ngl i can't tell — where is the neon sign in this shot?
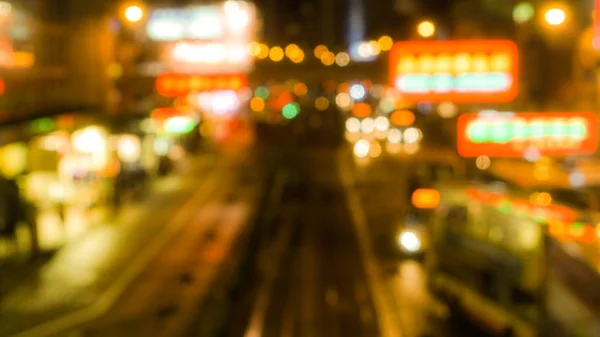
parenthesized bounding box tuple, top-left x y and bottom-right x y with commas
(146, 2, 255, 42)
(457, 112, 599, 157)
(155, 73, 247, 97)
(389, 40, 518, 103)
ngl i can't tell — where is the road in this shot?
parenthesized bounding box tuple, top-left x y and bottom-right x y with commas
(0, 141, 264, 337)
(2, 106, 488, 337)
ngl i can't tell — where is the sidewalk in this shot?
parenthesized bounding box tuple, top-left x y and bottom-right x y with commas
(0, 153, 219, 336)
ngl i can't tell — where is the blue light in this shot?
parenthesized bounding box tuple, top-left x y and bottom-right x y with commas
(349, 84, 366, 100)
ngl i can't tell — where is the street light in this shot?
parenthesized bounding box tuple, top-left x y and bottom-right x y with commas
(544, 8, 566, 26)
(417, 20, 436, 38)
(124, 5, 144, 23)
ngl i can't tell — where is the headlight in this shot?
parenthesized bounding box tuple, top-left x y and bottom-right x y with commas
(398, 230, 422, 253)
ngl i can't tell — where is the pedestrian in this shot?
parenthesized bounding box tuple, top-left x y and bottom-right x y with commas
(0, 175, 39, 258)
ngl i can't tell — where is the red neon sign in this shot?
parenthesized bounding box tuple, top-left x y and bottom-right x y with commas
(389, 40, 518, 103)
(457, 112, 598, 158)
(156, 73, 247, 97)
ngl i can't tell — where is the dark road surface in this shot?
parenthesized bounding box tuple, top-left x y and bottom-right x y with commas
(2, 107, 488, 337)
(223, 148, 380, 337)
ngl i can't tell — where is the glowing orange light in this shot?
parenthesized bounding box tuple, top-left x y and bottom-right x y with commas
(293, 82, 308, 97)
(390, 110, 415, 126)
(412, 189, 441, 209)
(250, 97, 265, 112)
(156, 74, 247, 97)
(352, 103, 372, 118)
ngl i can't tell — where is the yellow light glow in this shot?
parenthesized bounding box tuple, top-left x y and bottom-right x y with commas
(417, 20, 436, 38)
(285, 44, 300, 58)
(544, 8, 566, 26)
(454, 52, 471, 73)
(472, 53, 489, 73)
(321, 51, 335, 66)
(290, 49, 305, 63)
(378, 35, 394, 51)
(124, 5, 144, 23)
(107, 62, 123, 78)
(269, 46, 284, 62)
(0, 142, 28, 178)
(490, 53, 511, 72)
(117, 135, 141, 163)
(314, 45, 329, 59)
(13, 51, 34, 68)
(250, 97, 265, 112)
(257, 43, 269, 59)
(419, 53, 435, 73)
(248, 42, 261, 56)
(436, 53, 452, 73)
(368, 40, 381, 56)
(398, 55, 417, 73)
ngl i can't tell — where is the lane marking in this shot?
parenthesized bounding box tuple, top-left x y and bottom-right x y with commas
(11, 158, 229, 337)
(338, 150, 404, 337)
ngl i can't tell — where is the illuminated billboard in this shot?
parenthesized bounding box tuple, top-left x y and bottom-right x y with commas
(156, 73, 247, 97)
(389, 40, 518, 103)
(457, 112, 598, 158)
(146, 2, 256, 41)
(165, 41, 252, 73)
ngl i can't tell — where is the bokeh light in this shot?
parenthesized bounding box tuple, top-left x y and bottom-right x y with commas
(285, 44, 300, 58)
(335, 92, 352, 109)
(387, 128, 402, 143)
(346, 117, 361, 133)
(255, 86, 269, 99)
(404, 127, 421, 143)
(349, 83, 366, 100)
(369, 141, 382, 158)
(257, 43, 269, 59)
(378, 35, 393, 51)
(544, 8, 566, 26)
(417, 20, 436, 38)
(375, 116, 390, 132)
(368, 40, 381, 56)
(250, 97, 265, 112)
(314, 45, 328, 59)
(321, 51, 335, 66)
(124, 5, 144, 23)
(248, 41, 261, 56)
(293, 82, 308, 97)
(513, 2, 535, 24)
(475, 155, 491, 170)
(403, 143, 420, 154)
(361, 117, 375, 133)
(437, 101, 458, 119)
(282, 102, 300, 119)
(315, 96, 330, 111)
(335, 52, 351, 67)
(269, 46, 284, 62)
(354, 139, 370, 158)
